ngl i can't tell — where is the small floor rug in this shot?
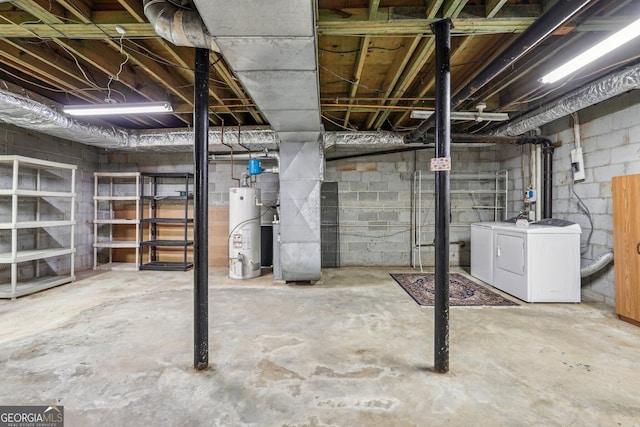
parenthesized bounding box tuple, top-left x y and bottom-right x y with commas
(390, 273, 519, 307)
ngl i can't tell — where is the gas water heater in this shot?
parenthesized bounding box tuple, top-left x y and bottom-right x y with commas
(229, 187, 261, 279)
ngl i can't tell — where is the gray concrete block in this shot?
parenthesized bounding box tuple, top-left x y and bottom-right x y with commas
(358, 192, 378, 201)
(611, 105, 640, 131)
(571, 182, 601, 199)
(625, 160, 640, 175)
(378, 211, 399, 221)
(358, 211, 378, 221)
(340, 171, 361, 182)
(594, 163, 625, 183)
(376, 162, 397, 172)
(349, 181, 368, 192)
(339, 210, 358, 222)
(378, 192, 398, 201)
(347, 242, 368, 252)
(338, 192, 357, 202)
(388, 180, 410, 192)
(610, 142, 640, 165)
(369, 181, 388, 191)
(582, 116, 612, 137)
(360, 171, 382, 182)
(594, 129, 626, 151)
(591, 213, 613, 232)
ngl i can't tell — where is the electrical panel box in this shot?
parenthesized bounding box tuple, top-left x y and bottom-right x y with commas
(571, 147, 585, 182)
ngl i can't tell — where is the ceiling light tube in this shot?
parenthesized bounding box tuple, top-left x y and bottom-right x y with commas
(541, 17, 640, 84)
(63, 101, 173, 116)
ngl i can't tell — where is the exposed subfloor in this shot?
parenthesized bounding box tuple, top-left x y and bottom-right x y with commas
(1, 267, 639, 426)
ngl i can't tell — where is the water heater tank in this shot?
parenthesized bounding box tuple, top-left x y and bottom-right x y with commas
(229, 187, 261, 279)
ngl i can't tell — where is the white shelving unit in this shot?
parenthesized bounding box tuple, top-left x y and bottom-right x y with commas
(93, 172, 141, 271)
(0, 155, 76, 299)
(411, 170, 508, 270)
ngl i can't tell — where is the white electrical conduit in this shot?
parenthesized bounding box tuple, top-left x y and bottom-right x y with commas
(572, 113, 582, 150)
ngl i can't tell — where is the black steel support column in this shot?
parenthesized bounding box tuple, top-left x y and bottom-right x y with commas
(433, 19, 452, 374)
(194, 47, 209, 370)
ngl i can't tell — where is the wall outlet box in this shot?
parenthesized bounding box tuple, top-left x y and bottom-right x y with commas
(570, 147, 585, 182)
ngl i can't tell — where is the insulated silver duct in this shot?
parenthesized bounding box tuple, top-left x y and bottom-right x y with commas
(0, 85, 129, 149)
(133, 127, 279, 152)
(143, 0, 219, 52)
(0, 82, 279, 151)
(581, 252, 614, 278)
(496, 66, 640, 136)
(324, 131, 404, 151)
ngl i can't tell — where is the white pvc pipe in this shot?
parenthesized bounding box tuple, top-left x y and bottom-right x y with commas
(572, 113, 582, 149)
(535, 144, 542, 221)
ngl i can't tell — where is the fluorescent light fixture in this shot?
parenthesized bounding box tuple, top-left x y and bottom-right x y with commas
(63, 101, 173, 116)
(410, 110, 509, 122)
(541, 17, 640, 84)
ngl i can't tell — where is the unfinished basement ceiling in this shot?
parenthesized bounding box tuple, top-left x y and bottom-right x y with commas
(0, 0, 638, 151)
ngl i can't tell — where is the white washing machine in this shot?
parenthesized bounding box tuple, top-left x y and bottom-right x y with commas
(470, 222, 504, 284)
(492, 219, 581, 303)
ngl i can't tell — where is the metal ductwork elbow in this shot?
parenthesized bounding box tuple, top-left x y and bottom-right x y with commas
(143, 0, 219, 52)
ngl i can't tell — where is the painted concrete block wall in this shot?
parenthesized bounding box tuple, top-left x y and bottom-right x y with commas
(0, 126, 278, 277)
(100, 151, 279, 269)
(0, 124, 100, 275)
(324, 147, 501, 267)
(101, 152, 279, 222)
(499, 91, 640, 306)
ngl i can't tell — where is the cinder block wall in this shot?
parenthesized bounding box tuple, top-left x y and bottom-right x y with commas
(324, 147, 501, 267)
(498, 91, 640, 306)
(101, 151, 279, 267)
(0, 124, 100, 273)
(101, 152, 279, 217)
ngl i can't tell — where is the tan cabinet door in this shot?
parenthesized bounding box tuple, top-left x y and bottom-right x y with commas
(612, 174, 640, 324)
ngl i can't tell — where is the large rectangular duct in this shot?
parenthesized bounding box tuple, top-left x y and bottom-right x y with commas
(194, 0, 323, 281)
(279, 139, 323, 281)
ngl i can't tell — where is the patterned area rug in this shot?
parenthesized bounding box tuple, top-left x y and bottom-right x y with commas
(390, 273, 519, 307)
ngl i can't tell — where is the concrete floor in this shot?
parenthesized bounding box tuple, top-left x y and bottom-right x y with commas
(0, 267, 639, 426)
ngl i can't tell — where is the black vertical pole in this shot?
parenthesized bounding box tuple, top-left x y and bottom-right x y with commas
(433, 19, 452, 374)
(194, 47, 209, 370)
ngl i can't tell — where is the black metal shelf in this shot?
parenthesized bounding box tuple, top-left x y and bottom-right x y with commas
(141, 239, 194, 247)
(141, 218, 194, 224)
(139, 261, 193, 271)
(140, 172, 194, 271)
(141, 195, 194, 201)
